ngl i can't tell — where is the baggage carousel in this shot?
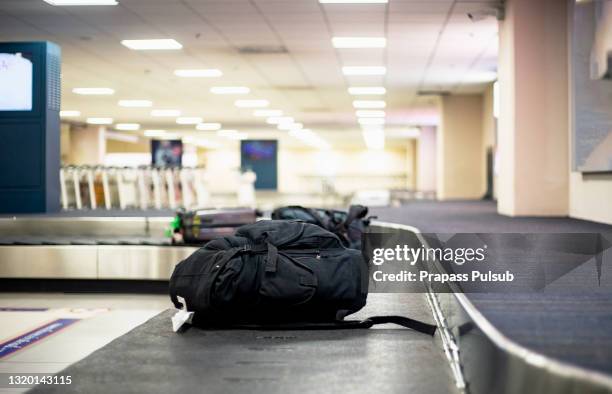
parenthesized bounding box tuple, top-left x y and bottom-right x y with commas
(0, 215, 195, 283)
(2, 203, 612, 393)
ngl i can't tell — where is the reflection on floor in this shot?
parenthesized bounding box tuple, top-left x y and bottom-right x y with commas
(0, 293, 169, 394)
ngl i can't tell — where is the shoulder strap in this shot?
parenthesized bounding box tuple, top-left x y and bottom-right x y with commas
(193, 315, 437, 336)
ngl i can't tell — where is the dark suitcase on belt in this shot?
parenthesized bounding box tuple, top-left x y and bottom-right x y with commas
(271, 205, 372, 249)
(171, 208, 258, 244)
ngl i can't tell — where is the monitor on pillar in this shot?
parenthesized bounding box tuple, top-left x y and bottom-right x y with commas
(0, 42, 61, 213)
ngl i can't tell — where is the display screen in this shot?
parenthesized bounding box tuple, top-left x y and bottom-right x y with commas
(241, 140, 278, 190)
(242, 140, 277, 160)
(0, 52, 33, 111)
(151, 140, 183, 166)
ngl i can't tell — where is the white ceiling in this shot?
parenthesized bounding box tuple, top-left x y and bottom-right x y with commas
(0, 0, 500, 148)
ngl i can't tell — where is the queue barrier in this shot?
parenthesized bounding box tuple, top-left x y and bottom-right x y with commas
(59, 166, 210, 211)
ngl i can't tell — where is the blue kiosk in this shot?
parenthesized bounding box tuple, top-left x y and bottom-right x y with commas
(0, 42, 61, 213)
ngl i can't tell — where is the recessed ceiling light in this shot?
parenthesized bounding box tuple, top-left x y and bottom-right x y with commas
(118, 99, 152, 107)
(115, 123, 140, 131)
(44, 0, 117, 5)
(197, 123, 222, 131)
(358, 117, 385, 125)
(348, 87, 386, 95)
(253, 109, 282, 117)
(151, 109, 181, 117)
(210, 86, 250, 95)
(277, 122, 300, 131)
(176, 117, 203, 125)
(121, 39, 182, 50)
(73, 87, 114, 95)
(174, 69, 223, 78)
(60, 110, 80, 117)
(356, 110, 385, 117)
(86, 117, 113, 125)
(342, 66, 386, 76)
(353, 100, 386, 109)
(278, 123, 303, 131)
(332, 37, 386, 49)
(266, 116, 294, 125)
(234, 99, 269, 108)
(320, 0, 387, 3)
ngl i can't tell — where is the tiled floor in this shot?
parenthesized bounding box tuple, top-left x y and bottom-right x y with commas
(0, 293, 169, 393)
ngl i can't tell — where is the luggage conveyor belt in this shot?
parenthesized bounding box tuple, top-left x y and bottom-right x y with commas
(0, 216, 197, 280)
(3, 213, 612, 393)
(371, 202, 612, 394)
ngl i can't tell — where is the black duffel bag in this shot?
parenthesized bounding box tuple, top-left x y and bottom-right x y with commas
(271, 205, 372, 249)
(169, 220, 436, 335)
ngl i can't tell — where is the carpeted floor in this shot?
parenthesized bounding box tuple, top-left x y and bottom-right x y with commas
(370, 200, 612, 233)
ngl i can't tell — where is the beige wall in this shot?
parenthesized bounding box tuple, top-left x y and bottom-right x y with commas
(62, 124, 106, 165)
(497, 0, 569, 216)
(569, 173, 612, 224)
(437, 94, 486, 200)
(202, 146, 415, 196)
(106, 138, 149, 153)
(416, 126, 436, 193)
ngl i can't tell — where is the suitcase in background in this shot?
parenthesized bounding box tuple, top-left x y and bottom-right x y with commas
(170, 208, 259, 245)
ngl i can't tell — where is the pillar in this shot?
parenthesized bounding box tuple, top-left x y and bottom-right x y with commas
(497, 0, 569, 216)
(437, 94, 486, 200)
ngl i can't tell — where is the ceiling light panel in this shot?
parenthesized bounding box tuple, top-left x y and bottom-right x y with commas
(196, 123, 222, 131)
(115, 123, 140, 131)
(176, 117, 203, 125)
(348, 87, 386, 95)
(320, 0, 387, 3)
(121, 39, 182, 50)
(44, 0, 117, 5)
(151, 109, 181, 117)
(60, 110, 80, 117)
(235, 100, 269, 108)
(86, 117, 113, 125)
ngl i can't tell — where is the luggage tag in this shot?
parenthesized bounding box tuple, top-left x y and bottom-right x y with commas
(171, 296, 194, 333)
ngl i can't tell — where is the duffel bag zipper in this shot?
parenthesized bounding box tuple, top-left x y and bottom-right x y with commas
(245, 244, 346, 260)
(283, 247, 346, 259)
(278, 248, 320, 259)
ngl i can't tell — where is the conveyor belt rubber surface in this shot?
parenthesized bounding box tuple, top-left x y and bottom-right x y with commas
(371, 201, 612, 375)
(30, 294, 455, 394)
